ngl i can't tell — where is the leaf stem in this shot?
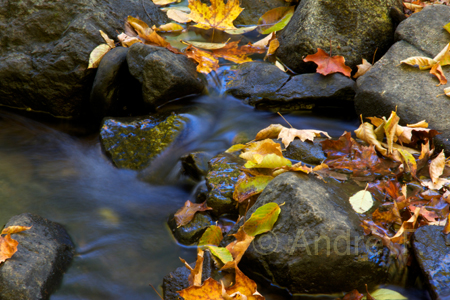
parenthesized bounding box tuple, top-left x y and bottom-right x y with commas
(277, 112, 293, 128)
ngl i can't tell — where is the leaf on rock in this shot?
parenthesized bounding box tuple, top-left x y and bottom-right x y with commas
(187, 0, 244, 31)
(185, 45, 220, 74)
(349, 189, 374, 214)
(407, 120, 428, 128)
(240, 139, 283, 162)
(278, 128, 331, 148)
(433, 43, 450, 66)
(99, 30, 115, 48)
(167, 9, 192, 23)
(257, 6, 295, 34)
(118, 33, 142, 47)
(153, 22, 184, 33)
(255, 124, 285, 141)
(152, 0, 180, 5)
(198, 225, 223, 247)
(1, 226, 32, 235)
(400, 56, 437, 70)
(365, 288, 407, 300)
(233, 175, 274, 203)
(221, 228, 254, 270)
(180, 248, 204, 286)
(354, 122, 387, 156)
(206, 245, 233, 264)
(353, 58, 372, 79)
(225, 144, 247, 153)
(174, 200, 213, 227)
(0, 234, 19, 264)
(88, 44, 111, 69)
(242, 202, 281, 236)
(127, 16, 154, 41)
(290, 162, 312, 174)
(244, 153, 292, 169)
(178, 277, 223, 300)
(430, 151, 446, 184)
(430, 63, 447, 86)
(225, 265, 264, 300)
(303, 48, 352, 77)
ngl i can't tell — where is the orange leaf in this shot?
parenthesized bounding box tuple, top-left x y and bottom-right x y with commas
(174, 200, 213, 227)
(430, 63, 447, 86)
(221, 228, 254, 270)
(180, 248, 204, 286)
(1, 225, 32, 235)
(226, 265, 264, 300)
(303, 48, 352, 77)
(0, 234, 19, 264)
(185, 45, 220, 74)
(187, 0, 243, 31)
(213, 41, 265, 64)
(255, 124, 285, 141)
(177, 277, 223, 300)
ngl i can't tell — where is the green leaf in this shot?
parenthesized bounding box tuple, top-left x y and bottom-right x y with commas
(233, 175, 273, 203)
(362, 288, 407, 300)
(242, 202, 281, 236)
(257, 6, 295, 34)
(206, 246, 233, 264)
(244, 153, 292, 169)
(198, 225, 223, 247)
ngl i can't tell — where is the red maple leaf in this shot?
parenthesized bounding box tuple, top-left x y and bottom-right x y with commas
(303, 48, 352, 77)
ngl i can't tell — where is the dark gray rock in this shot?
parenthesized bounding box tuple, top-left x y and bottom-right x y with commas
(127, 43, 205, 109)
(100, 113, 188, 170)
(206, 153, 245, 217)
(163, 250, 215, 300)
(0, 213, 74, 300)
(0, 0, 168, 118)
(90, 47, 144, 118)
(413, 225, 450, 300)
(168, 212, 215, 245)
(354, 39, 450, 153)
(225, 62, 355, 110)
(225, 172, 395, 294)
(181, 152, 214, 181)
(284, 138, 327, 165)
(235, 0, 289, 26)
(277, 0, 401, 73)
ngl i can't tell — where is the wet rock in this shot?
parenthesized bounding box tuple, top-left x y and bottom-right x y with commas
(90, 47, 144, 118)
(163, 250, 215, 300)
(100, 113, 188, 170)
(0, 213, 75, 300)
(0, 0, 168, 118)
(206, 153, 245, 217)
(127, 43, 205, 109)
(277, 0, 401, 73)
(181, 152, 214, 181)
(168, 212, 215, 245)
(235, 0, 289, 26)
(225, 62, 355, 110)
(284, 138, 327, 165)
(412, 225, 450, 300)
(224, 172, 394, 294)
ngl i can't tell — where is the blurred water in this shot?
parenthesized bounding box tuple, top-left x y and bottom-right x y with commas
(0, 96, 360, 299)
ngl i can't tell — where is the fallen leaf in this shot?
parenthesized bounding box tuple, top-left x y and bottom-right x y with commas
(180, 248, 204, 286)
(252, 32, 276, 49)
(206, 245, 233, 264)
(444, 214, 450, 234)
(233, 175, 274, 203)
(225, 144, 247, 153)
(242, 202, 281, 236)
(1, 226, 32, 235)
(99, 30, 115, 48)
(397, 148, 417, 178)
(0, 234, 19, 264)
(88, 44, 111, 69)
(225, 265, 264, 300)
(339, 290, 364, 300)
(152, 0, 180, 5)
(290, 162, 312, 174)
(407, 120, 428, 128)
(185, 45, 220, 74)
(174, 200, 213, 227)
(353, 58, 372, 79)
(275, 60, 287, 72)
(278, 128, 331, 148)
(198, 225, 223, 247)
(365, 288, 407, 300)
(264, 38, 279, 61)
(153, 22, 184, 33)
(349, 189, 374, 214)
(303, 48, 352, 77)
(184, 40, 229, 50)
(178, 277, 223, 300)
(390, 207, 420, 244)
(400, 56, 436, 70)
(354, 122, 387, 156)
(224, 26, 257, 35)
(430, 63, 447, 86)
(254, 124, 285, 141)
(221, 228, 254, 270)
(244, 153, 292, 169)
(433, 42, 450, 66)
(430, 151, 446, 184)
(257, 6, 295, 34)
(117, 33, 142, 47)
(240, 139, 283, 162)
(213, 41, 265, 64)
(127, 16, 154, 41)
(383, 111, 400, 155)
(167, 9, 192, 23)
(187, 0, 243, 31)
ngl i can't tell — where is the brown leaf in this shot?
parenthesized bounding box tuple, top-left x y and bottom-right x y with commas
(353, 58, 372, 79)
(264, 38, 279, 61)
(0, 234, 19, 264)
(180, 248, 204, 286)
(354, 122, 387, 156)
(278, 128, 331, 148)
(226, 264, 264, 300)
(430, 150, 446, 184)
(213, 41, 265, 64)
(338, 290, 364, 300)
(390, 207, 421, 244)
(221, 228, 254, 270)
(303, 48, 352, 77)
(99, 30, 116, 48)
(174, 200, 213, 227)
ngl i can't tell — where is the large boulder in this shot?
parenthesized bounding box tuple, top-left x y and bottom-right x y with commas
(0, 0, 168, 118)
(277, 0, 402, 73)
(225, 172, 395, 294)
(354, 6, 450, 153)
(412, 225, 450, 300)
(225, 62, 355, 110)
(127, 43, 206, 109)
(0, 213, 75, 300)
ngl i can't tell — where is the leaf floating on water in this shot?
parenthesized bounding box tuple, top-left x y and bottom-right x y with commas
(153, 22, 184, 33)
(349, 190, 374, 214)
(257, 6, 295, 34)
(184, 45, 220, 74)
(183, 40, 229, 50)
(242, 202, 281, 236)
(88, 44, 111, 69)
(224, 25, 258, 35)
(174, 200, 213, 227)
(187, 0, 244, 31)
(167, 9, 192, 23)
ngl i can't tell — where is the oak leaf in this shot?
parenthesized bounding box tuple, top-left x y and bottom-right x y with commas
(303, 48, 352, 77)
(187, 0, 244, 31)
(174, 200, 213, 227)
(278, 127, 331, 148)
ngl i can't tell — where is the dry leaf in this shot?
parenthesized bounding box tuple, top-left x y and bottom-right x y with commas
(265, 38, 279, 61)
(252, 32, 276, 49)
(383, 111, 400, 155)
(278, 128, 331, 148)
(153, 23, 184, 33)
(349, 189, 374, 213)
(167, 9, 192, 23)
(187, 0, 243, 31)
(354, 122, 387, 156)
(433, 43, 450, 66)
(390, 207, 420, 244)
(255, 124, 285, 141)
(407, 120, 428, 128)
(239, 139, 283, 163)
(185, 45, 220, 74)
(224, 26, 257, 35)
(0, 234, 19, 264)
(1, 226, 32, 235)
(117, 33, 142, 47)
(174, 200, 213, 227)
(400, 56, 436, 70)
(184, 40, 229, 50)
(353, 58, 372, 79)
(221, 228, 254, 270)
(180, 248, 204, 286)
(303, 48, 352, 77)
(430, 63, 447, 86)
(152, 0, 180, 5)
(257, 6, 295, 34)
(213, 41, 265, 64)
(430, 151, 446, 184)
(99, 30, 115, 48)
(88, 44, 111, 69)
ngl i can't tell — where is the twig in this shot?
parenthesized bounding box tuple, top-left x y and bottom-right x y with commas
(372, 48, 378, 65)
(149, 283, 164, 300)
(277, 112, 293, 128)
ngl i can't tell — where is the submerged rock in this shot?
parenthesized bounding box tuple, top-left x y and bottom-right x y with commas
(0, 0, 167, 118)
(100, 113, 188, 170)
(225, 62, 355, 110)
(277, 0, 401, 73)
(0, 213, 75, 300)
(224, 172, 395, 294)
(127, 43, 206, 109)
(412, 225, 450, 299)
(355, 5, 450, 153)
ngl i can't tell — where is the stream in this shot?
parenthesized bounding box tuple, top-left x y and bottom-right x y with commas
(0, 94, 409, 299)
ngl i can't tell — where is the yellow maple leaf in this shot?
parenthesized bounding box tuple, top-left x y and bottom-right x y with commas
(187, 0, 244, 31)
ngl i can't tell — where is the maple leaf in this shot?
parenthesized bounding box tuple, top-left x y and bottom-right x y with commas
(353, 58, 372, 79)
(213, 41, 265, 64)
(278, 127, 331, 148)
(178, 277, 223, 300)
(174, 200, 213, 227)
(185, 45, 220, 74)
(187, 0, 243, 31)
(303, 48, 352, 77)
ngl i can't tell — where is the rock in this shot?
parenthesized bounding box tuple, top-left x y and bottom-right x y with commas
(0, 213, 75, 300)
(0, 0, 168, 118)
(354, 40, 450, 152)
(412, 225, 450, 300)
(284, 138, 327, 165)
(127, 43, 205, 109)
(181, 152, 214, 181)
(162, 250, 215, 300)
(225, 62, 355, 110)
(168, 212, 216, 245)
(224, 172, 394, 294)
(90, 47, 144, 118)
(235, 0, 289, 26)
(277, 0, 401, 73)
(100, 113, 188, 170)
(205, 153, 245, 217)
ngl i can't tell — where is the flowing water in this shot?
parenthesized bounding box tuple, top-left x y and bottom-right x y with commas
(1, 93, 424, 299)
